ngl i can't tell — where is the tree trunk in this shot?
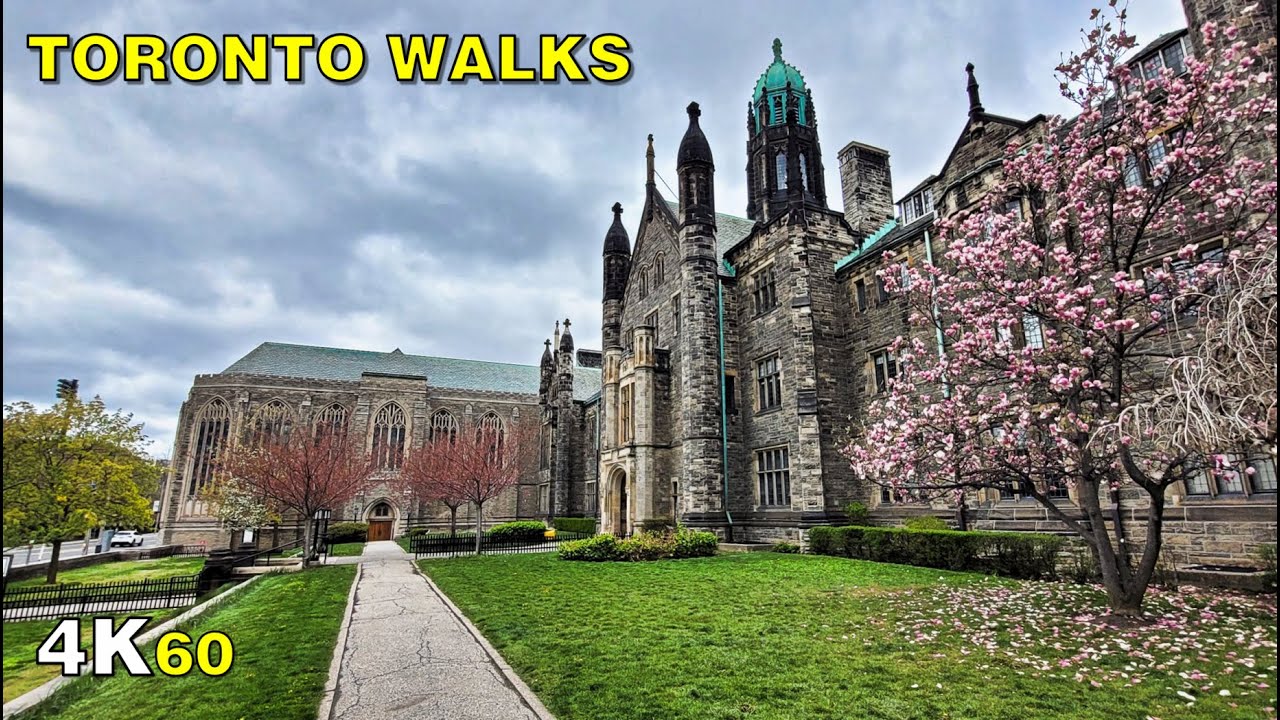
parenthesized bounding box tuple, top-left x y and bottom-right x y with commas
(45, 540, 62, 585)
(301, 518, 313, 569)
(1075, 480, 1135, 616)
(474, 502, 484, 554)
(449, 506, 458, 538)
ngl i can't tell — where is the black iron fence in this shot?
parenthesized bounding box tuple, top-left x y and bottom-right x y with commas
(410, 531, 592, 559)
(3, 574, 200, 621)
(160, 544, 210, 558)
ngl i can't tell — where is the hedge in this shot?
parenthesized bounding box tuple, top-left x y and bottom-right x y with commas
(552, 517, 598, 535)
(808, 525, 1063, 580)
(324, 521, 368, 543)
(560, 528, 718, 562)
(486, 521, 548, 542)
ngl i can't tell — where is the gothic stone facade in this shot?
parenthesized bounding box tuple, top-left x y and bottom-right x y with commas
(158, 342, 601, 548)
(588, 0, 1276, 563)
(161, 0, 1276, 567)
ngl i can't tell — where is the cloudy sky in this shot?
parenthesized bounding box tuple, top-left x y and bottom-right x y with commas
(2, 0, 1186, 455)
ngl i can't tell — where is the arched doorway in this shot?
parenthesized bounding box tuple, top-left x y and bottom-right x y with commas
(609, 468, 629, 537)
(364, 500, 399, 541)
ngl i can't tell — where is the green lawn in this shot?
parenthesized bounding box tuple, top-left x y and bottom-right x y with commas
(329, 542, 364, 557)
(3, 615, 181, 704)
(21, 566, 356, 720)
(7, 557, 205, 589)
(422, 553, 1279, 720)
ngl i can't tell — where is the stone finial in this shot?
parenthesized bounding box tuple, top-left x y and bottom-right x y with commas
(646, 134, 656, 187)
(687, 101, 701, 119)
(563, 318, 571, 330)
(612, 202, 623, 217)
(772, 38, 782, 61)
(965, 62, 984, 119)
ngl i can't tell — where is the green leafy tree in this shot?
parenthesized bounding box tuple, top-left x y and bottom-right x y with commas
(3, 395, 160, 584)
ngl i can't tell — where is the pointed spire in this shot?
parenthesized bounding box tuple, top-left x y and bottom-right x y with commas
(603, 201, 630, 256)
(541, 338, 553, 365)
(559, 317, 574, 352)
(645, 134, 655, 188)
(965, 62, 984, 120)
(677, 101, 713, 168)
(553, 320, 561, 353)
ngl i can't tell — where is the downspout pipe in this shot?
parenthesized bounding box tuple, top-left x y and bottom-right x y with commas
(922, 229, 949, 398)
(717, 268, 735, 540)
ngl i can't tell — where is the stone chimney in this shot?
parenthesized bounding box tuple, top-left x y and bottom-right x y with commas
(837, 140, 894, 237)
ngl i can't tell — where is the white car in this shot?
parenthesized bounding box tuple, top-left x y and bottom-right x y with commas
(110, 530, 144, 547)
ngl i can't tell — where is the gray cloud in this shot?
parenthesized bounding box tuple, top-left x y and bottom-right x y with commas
(2, 0, 1187, 454)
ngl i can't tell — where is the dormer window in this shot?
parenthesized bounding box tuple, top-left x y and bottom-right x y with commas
(898, 188, 934, 223)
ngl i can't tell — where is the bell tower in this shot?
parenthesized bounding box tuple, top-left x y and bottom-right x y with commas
(745, 39, 829, 222)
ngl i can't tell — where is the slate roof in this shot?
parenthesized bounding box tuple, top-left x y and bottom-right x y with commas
(662, 200, 757, 269)
(223, 342, 602, 402)
(834, 211, 936, 274)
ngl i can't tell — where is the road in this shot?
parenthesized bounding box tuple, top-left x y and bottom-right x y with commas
(3, 532, 163, 568)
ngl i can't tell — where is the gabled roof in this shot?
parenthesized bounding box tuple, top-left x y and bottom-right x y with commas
(834, 211, 936, 274)
(223, 342, 601, 402)
(1125, 28, 1189, 67)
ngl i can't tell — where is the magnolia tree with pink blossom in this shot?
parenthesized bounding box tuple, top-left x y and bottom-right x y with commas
(843, 4, 1276, 618)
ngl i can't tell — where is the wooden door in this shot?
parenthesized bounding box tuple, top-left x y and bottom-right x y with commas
(369, 520, 392, 542)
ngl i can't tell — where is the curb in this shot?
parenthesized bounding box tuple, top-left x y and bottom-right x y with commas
(315, 562, 362, 720)
(412, 562, 557, 720)
(2, 574, 264, 719)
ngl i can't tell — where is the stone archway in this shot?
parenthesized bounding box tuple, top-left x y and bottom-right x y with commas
(607, 467, 630, 537)
(363, 499, 401, 541)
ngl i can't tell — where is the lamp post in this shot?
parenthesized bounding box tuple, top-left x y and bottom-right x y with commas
(312, 508, 332, 560)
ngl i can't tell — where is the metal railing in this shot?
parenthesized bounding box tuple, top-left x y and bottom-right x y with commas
(231, 537, 308, 568)
(410, 531, 591, 559)
(3, 574, 200, 621)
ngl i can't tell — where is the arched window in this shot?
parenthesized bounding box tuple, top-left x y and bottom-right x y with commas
(476, 412, 505, 463)
(371, 403, 407, 470)
(638, 267, 650, 298)
(372, 502, 392, 518)
(799, 153, 809, 192)
(655, 254, 665, 286)
(249, 400, 292, 446)
(775, 152, 787, 190)
(314, 404, 348, 440)
(771, 95, 783, 124)
(430, 410, 459, 443)
(188, 399, 230, 497)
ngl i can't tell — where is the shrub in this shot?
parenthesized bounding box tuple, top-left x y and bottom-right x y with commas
(560, 528, 717, 562)
(671, 527, 718, 558)
(843, 501, 870, 526)
(552, 517, 597, 535)
(772, 541, 802, 554)
(559, 533, 623, 561)
(808, 525, 1063, 580)
(904, 516, 948, 531)
(486, 521, 547, 542)
(1257, 543, 1277, 592)
(619, 531, 673, 561)
(325, 522, 368, 543)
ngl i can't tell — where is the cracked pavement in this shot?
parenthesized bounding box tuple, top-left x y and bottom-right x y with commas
(329, 541, 540, 720)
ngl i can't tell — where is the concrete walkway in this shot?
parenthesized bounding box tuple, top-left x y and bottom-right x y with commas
(328, 541, 546, 720)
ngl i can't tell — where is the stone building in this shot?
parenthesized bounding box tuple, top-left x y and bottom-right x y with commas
(587, 0, 1276, 562)
(157, 341, 600, 547)
(160, 0, 1275, 566)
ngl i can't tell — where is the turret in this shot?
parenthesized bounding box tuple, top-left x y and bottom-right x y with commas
(677, 102, 716, 228)
(676, 101, 725, 523)
(745, 39, 828, 222)
(602, 202, 631, 351)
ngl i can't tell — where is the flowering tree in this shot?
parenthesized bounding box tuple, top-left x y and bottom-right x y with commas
(220, 428, 375, 567)
(406, 419, 537, 553)
(200, 475, 280, 535)
(396, 436, 468, 537)
(844, 5, 1276, 618)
